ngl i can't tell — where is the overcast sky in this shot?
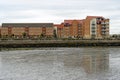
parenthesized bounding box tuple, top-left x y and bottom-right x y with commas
(0, 0, 120, 34)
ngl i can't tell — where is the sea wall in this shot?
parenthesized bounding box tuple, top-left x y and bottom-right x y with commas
(0, 40, 120, 48)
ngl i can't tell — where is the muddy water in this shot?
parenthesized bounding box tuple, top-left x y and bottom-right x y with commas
(0, 47, 120, 80)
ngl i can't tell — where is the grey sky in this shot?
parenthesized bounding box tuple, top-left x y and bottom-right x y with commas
(0, 0, 120, 34)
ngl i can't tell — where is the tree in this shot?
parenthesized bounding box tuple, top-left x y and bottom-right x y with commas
(39, 33, 45, 39)
(112, 34, 117, 39)
(11, 34, 15, 39)
(53, 29, 57, 38)
(40, 33, 44, 37)
(22, 32, 27, 38)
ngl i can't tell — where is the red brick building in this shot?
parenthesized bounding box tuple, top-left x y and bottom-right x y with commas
(54, 24, 64, 38)
(55, 16, 109, 39)
(1, 23, 54, 38)
(0, 16, 109, 39)
(84, 16, 109, 39)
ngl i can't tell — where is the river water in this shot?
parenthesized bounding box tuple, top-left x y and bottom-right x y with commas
(0, 47, 120, 80)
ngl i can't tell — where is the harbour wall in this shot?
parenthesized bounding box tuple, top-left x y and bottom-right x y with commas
(0, 40, 120, 48)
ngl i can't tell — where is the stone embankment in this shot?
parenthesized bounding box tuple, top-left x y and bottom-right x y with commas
(0, 40, 120, 48)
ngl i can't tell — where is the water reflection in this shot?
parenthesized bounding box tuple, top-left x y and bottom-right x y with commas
(63, 48, 109, 74)
(81, 53, 109, 73)
(0, 48, 111, 80)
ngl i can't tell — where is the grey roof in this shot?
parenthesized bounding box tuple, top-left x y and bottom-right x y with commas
(2, 23, 53, 27)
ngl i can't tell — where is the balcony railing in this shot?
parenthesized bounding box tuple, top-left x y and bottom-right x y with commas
(92, 23, 96, 26)
(102, 32, 106, 34)
(101, 22, 105, 25)
(102, 26, 106, 28)
(102, 29, 106, 31)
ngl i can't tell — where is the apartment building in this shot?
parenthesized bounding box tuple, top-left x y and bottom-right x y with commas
(0, 16, 109, 39)
(1, 23, 54, 38)
(54, 20, 84, 38)
(55, 16, 109, 39)
(84, 16, 109, 39)
(54, 24, 64, 38)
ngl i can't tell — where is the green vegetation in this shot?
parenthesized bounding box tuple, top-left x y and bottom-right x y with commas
(0, 33, 120, 40)
(22, 32, 27, 38)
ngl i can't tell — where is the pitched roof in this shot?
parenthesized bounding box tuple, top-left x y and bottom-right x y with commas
(54, 24, 63, 28)
(77, 19, 85, 24)
(2, 23, 53, 27)
(86, 16, 104, 19)
(54, 24, 60, 26)
(64, 20, 73, 24)
(64, 19, 84, 24)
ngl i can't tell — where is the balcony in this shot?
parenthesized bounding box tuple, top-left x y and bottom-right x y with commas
(78, 27, 82, 29)
(102, 27, 106, 29)
(91, 34, 96, 38)
(105, 22, 109, 25)
(78, 24, 81, 27)
(101, 22, 106, 25)
(91, 33, 96, 36)
(64, 23, 71, 27)
(102, 32, 106, 34)
(92, 29, 95, 31)
(92, 23, 96, 26)
(91, 28, 96, 31)
(102, 29, 106, 31)
(97, 21, 101, 25)
(91, 31, 96, 34)
(102, 26, 106, 28)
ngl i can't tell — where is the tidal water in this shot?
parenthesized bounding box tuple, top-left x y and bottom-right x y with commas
(0, 47, 120, 80)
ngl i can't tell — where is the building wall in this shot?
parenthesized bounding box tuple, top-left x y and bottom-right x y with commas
(104, 19, 109, 37)
(57, 28, 62, 38)
(46, 27, 53, 36)
(58, 28, 64, 38)
(12, 27, 25, 36)
(84, 18, 91, 39)
(0, 16, 109, 39)
(90, 18, 97, 38)
(55, 16, 109, 39)
(62, 20, 84, 38)
(83, 17, 110, 39)
(29, 27, 42, 36)
(1, 26, 53, 38)
(54, 24, 64, 38)
(97, 24, 102, 38)
(70, 20, 78, 37)
(97, 18, 110, 38)
(63, 27, 70, 38)
(1, 27, 8, 36)
(82, 20, 85, 38)
(59, 24, 64, 38)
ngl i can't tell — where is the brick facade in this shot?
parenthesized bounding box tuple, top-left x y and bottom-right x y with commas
(0, 16, 109, 39)
(84, 16, 109, 39)
(1, 23, 54, 38)
(29, 27, 42, 36)
(55, 16, 109, 39)
(1, 27, 8, 36)
(12, 27, 25, 36)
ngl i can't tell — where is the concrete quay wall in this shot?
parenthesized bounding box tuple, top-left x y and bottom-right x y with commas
(0, 40, 120, 48)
